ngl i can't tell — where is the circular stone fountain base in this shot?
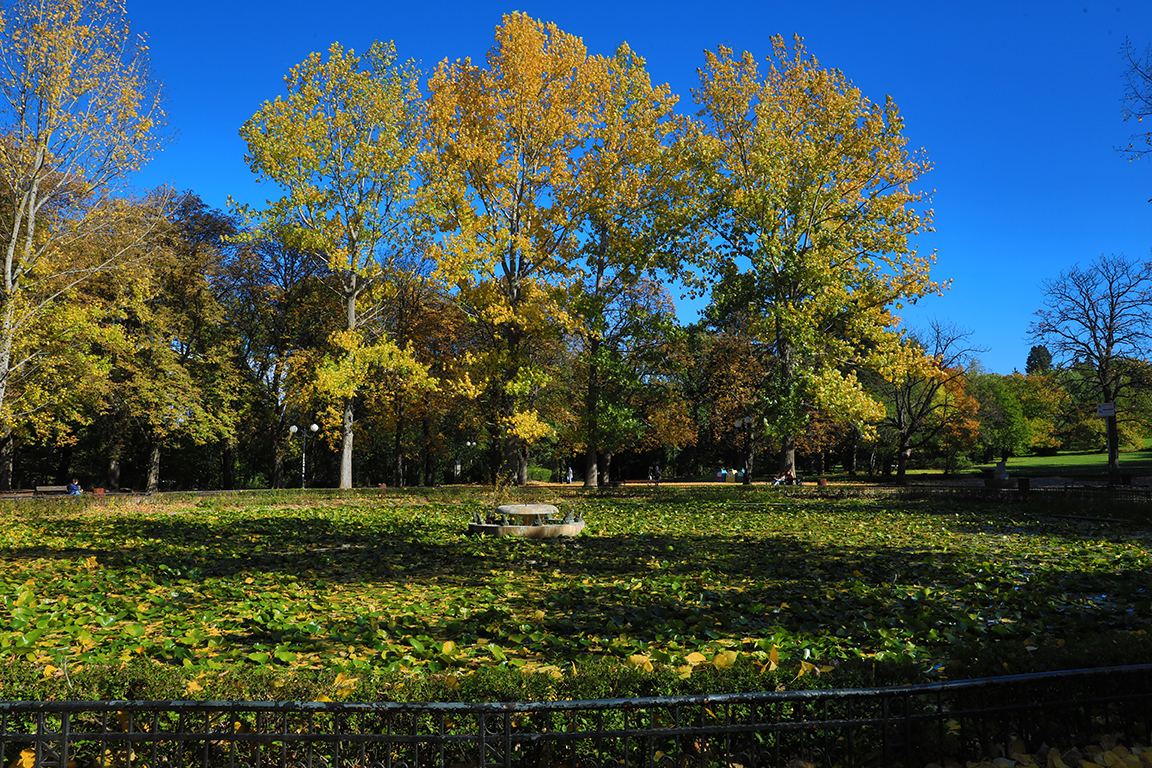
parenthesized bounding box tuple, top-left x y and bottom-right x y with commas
(468, 503, 585, 538)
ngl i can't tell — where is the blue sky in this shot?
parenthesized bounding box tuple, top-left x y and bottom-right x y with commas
(129, 0, 1152, 374)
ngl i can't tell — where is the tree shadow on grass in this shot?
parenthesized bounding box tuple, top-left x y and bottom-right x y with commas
(1, 502, 1149, 667)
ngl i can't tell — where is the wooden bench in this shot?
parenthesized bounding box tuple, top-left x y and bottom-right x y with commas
(34, 485, 72, 496)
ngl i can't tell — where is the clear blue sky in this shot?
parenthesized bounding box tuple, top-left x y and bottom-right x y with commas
(129, 0, 1152, 375)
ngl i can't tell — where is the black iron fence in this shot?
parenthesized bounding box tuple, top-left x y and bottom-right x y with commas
(2, 665, 1150, 768)
(764, 482, 1152, 507)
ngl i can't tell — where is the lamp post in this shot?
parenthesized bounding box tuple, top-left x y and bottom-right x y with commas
(289, 423, 319, 488)
(734, 416, 754, 484)
(464, 441, 477, 483)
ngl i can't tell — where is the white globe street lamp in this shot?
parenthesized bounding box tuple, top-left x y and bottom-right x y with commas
(289, 423, 320, 488)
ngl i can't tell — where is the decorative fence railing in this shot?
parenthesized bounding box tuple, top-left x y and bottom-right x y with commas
(2, 665, 1150, 768)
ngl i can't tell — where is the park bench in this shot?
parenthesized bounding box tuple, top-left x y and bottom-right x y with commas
(34, 485, 72, 496)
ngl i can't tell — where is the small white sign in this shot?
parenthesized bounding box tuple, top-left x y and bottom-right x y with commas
(1097, 403, 1116, 418)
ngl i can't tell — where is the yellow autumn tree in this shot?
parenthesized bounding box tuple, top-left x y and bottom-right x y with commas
(565, 43, 693, 487)
(690, 36, 944, 475)
(871, 321, 980, 482)
(0, 0, 165, 465)
(427, 15, 695, 485)
(425, 13, 603, 483)
(240, 40, 428, 488)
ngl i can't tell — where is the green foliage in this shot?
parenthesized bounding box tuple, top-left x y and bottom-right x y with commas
(526, 465, 554, 483)
(970, 373, 1029, 462)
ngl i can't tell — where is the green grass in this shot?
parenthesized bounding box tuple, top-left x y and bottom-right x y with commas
(2, 488, 1151, 700)
(974, 445, 1152, 478)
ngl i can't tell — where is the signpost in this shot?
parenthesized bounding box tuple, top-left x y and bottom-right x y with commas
(1097, 403, 1116, 418)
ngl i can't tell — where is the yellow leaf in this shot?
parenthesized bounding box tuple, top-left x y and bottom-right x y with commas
(442, 641, 457, 655)
(185, 679, 203, 694)
(627, 654, 654, 672)
(684, 652, 707, 666)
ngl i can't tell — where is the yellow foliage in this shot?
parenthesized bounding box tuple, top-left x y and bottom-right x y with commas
(690, 35, 945, 452)
(627, 654, 654, 672)
(333, 671, 359, 699)
(501, 410, 554, 444)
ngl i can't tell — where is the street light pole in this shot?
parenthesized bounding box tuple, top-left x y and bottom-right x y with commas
(289, 423, 320, 489)
(734, 416, 754, 484)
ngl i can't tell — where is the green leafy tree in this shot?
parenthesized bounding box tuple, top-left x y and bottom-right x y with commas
(969, 373, 1029, 464)
(214, 229, 334, 488)
(101, 193, 242, 492)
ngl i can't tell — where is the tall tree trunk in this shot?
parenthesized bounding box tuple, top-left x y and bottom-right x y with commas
(778, 436, 796, 476)
(499, 385, 522, 485)
(500, 432, 519, 485)
(271, 444, 284, 489)
(394, 399, 405, 487)
(146, 441, 161, 493)
(338, 278, 358, 490)
(340, 397, 354, 488)
(0, 428, 12, 491)
(0, 304, 15, 448)
(221, 439, 236, 490)
(270, 367, 286, 489)
(583, 339, 601, 488)
(601, 451, 613, 485)
(895, 434, 912, 484)
(583, 446, 598, 490)
(422, 416, 434, 487)
(743, 424, 754, 485)
(54, 444, 73, 485)
(108, 443, 122, 491)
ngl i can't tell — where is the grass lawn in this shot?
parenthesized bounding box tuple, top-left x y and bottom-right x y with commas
(972, 445, 1152, 479)
(2, 487, 1150, 700)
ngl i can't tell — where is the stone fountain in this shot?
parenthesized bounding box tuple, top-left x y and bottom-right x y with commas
(468, 503, 584, 538)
